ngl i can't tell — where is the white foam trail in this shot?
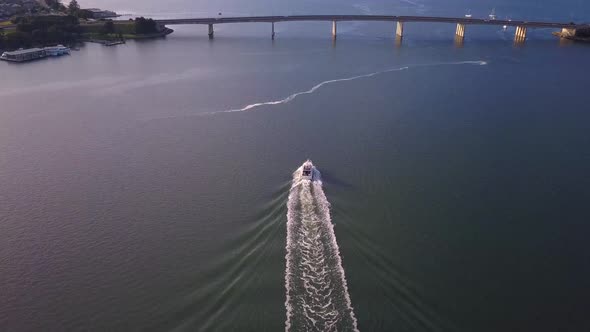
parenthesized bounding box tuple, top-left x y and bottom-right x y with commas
(285, 162, 359, 332)
(209, 60, 487, 115)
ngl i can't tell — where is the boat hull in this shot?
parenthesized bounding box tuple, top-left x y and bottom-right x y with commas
(301, 160, 315, 181)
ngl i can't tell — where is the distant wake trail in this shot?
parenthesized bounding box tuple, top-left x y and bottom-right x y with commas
(285, 162, 359, 332)
(209, 60, 487, 115)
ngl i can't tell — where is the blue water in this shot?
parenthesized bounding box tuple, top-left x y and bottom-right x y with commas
(1, 0, 589, 331)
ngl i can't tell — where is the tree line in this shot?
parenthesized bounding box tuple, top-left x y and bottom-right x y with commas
(576, 27, 590, 38)
(0, 15, 80, 49)
(0, 0, 161, 51)
(134, 17, 159, 34)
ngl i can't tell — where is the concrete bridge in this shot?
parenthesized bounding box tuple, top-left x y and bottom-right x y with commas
(155, 15, 588, 43)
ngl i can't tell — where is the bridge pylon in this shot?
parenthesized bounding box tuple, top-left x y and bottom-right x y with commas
(396, 21, 404, 37)
(455, 23, 466, 40)
(332, 20, 337, 38)
(514, 26, 527, 43)
(208, 24, 214, 39)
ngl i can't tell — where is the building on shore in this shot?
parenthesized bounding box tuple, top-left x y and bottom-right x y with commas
(84, 8, 118, 19)
(0, 0, 41, 19)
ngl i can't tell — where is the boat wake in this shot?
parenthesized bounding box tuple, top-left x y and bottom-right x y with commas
(285, 162, 359, 332)
(209, 60, 487, 115)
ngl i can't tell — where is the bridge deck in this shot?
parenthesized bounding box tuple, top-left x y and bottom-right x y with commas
(156, 15, 587, 29)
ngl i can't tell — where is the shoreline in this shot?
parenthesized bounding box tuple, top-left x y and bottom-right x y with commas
(552, 31, 590, 42)
(1, 17, 174, 53)
(1, 29, 174, 53)
(1, 11, 174, 51)
(80, 27, 174, 43)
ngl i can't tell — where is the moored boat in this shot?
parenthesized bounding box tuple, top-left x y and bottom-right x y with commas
(1, 48, 47, 62)
(43, 45, 71, 56)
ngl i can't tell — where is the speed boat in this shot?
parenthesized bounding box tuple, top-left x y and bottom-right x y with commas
(301, 160, 314, 180)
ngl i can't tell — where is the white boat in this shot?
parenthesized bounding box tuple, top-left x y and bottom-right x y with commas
(1, 48, 47, 62)
(43, 45, 71, 56)
(465, 10, 472, 18)
(301, 160, 314, 180)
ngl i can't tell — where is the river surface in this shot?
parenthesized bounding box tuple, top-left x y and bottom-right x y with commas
(1, 0, 590, 331)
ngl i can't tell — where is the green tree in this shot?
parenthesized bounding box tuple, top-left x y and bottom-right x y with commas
(4, 31, 33, 49)
(0, 28, 5, 50)
(77, 9, 93, 20)
(134, 17, 158, 34)
(31, 29, 45, 44)
(9, 15, 80, 49)
(100, 21, 115, 35)
(68, 0, 80, 16)
(46, 25, 64, 43)
(577, 27, 590, 37)
(16, 21, 34, 33)
(46, 0, 65, 11)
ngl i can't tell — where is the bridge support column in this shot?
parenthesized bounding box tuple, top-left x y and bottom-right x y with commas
(208, 24, 214, 39)
(455, 23, 466, 39)
(396, 21, 404, 37)
(561, 27, 577, 38)
(332, 20, 337, 38)
(514, 26, 527, 43)
(272, 22, 275, 39)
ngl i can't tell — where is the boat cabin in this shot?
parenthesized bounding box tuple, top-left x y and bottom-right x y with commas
(1, 48, 46, 62)
(302, 164, 313, 178)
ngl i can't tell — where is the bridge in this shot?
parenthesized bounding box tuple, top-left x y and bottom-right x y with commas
(155, 15, 589, 43)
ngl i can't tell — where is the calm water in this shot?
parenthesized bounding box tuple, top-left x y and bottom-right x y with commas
(2, 0, 590, 331)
